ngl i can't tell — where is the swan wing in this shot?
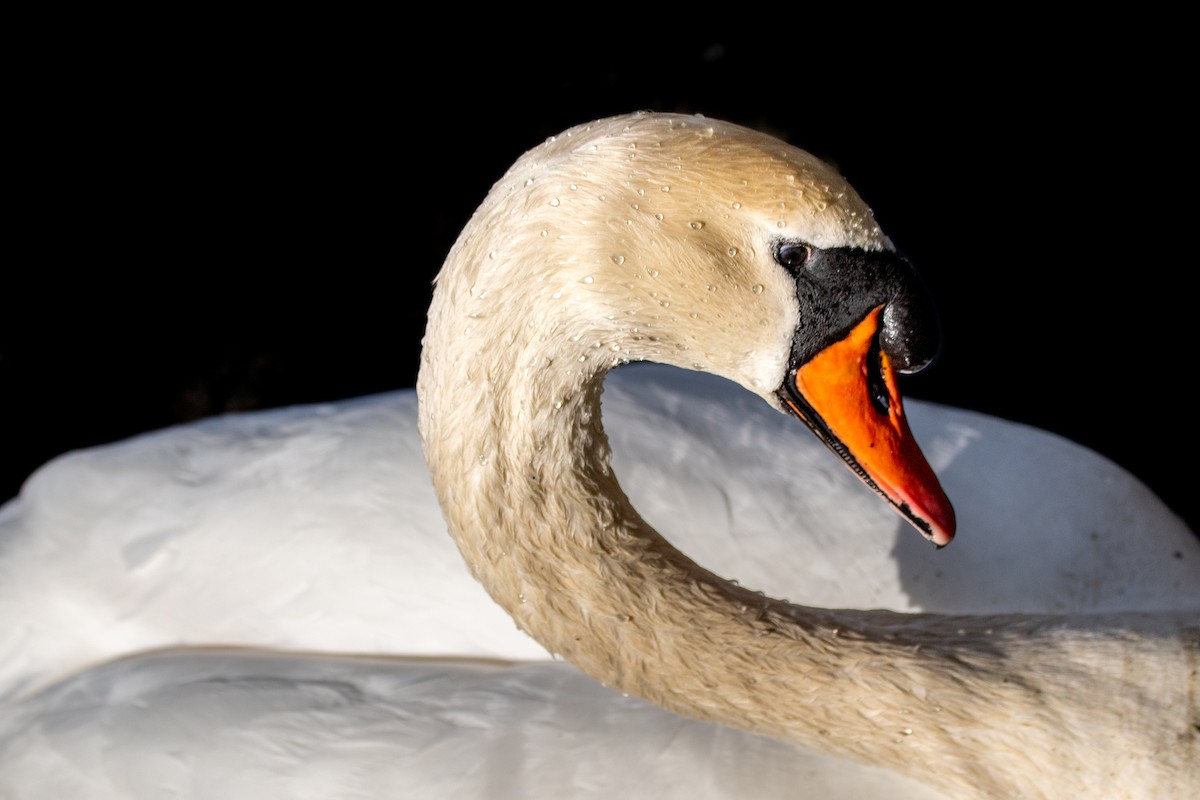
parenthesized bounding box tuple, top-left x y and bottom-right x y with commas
(0, 649, 950, 800)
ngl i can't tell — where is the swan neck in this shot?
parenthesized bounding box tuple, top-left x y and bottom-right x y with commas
(418, 357, 1198, 798)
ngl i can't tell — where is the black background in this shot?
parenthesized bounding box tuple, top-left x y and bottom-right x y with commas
(4, 35, 1194, 537)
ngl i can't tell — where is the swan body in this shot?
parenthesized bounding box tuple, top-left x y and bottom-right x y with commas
(0, 374, 1196, 798)
(1, 112, 1196, 797)
(2, 368, 1195, 706)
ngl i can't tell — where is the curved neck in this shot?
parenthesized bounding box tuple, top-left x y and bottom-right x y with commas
(419, 346, 1197, 800)
(416, 109, 1196, 798)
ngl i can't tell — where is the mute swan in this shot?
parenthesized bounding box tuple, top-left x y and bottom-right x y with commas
(0, 112, 1195, 800)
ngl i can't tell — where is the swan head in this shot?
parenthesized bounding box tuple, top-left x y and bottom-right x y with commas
(423, 111, 955, 545)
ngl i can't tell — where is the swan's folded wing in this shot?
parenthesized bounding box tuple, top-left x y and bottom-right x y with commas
(0, 650, 952, 800)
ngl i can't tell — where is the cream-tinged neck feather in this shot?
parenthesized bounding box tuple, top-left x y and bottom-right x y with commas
(418, 113, 1199, 799)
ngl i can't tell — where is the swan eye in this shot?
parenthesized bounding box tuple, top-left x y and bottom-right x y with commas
(774, 242, 813, 272)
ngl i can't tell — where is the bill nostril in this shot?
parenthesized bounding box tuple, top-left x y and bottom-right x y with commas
(867, 336, 891, 417)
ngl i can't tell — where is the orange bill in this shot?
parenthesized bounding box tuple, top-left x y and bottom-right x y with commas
(782, 307, 956, 546)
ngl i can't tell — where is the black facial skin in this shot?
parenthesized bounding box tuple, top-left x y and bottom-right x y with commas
(773, 241, 942, 378)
